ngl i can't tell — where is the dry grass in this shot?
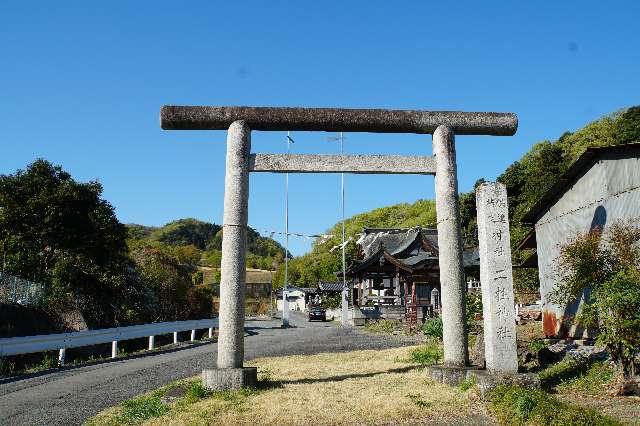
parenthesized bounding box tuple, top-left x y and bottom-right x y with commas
(88, 346, 494, 426)
(555, 368, 640, 425)
(558, 394, 640, 425)
(516, 321, 545, 344)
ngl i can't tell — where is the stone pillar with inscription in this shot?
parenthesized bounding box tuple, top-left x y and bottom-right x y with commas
(476, 182, 518, 373)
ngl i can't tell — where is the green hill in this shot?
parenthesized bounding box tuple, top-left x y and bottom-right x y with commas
(275, 106, 640, 290)
(126, 218, 287, 270)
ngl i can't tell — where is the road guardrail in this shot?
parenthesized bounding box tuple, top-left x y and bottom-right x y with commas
(0, 318, 219, 365)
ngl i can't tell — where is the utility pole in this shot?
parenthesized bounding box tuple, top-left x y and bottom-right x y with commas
(329, 132, 349, 326)
(282, 131, 293, 328)
(339, 132, 349, 326)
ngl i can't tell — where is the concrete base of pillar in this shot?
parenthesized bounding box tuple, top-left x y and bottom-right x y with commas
(425, 365, 479, 386)
(202, 367, 257, 391)
(426, 365, 539, 395)
(467, 370, 540, 396)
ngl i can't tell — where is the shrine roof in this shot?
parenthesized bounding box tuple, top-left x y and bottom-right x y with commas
(358, 228, 437, 258)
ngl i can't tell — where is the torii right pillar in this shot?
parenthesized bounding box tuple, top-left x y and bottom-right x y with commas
(433, 125, 468, 366)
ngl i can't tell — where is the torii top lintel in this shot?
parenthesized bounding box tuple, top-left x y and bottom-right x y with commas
(160, 106, 518, 136)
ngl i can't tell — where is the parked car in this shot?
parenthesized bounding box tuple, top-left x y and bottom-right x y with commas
(308, 306, 327, 322)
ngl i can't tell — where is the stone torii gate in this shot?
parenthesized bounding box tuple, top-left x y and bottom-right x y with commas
(160, 106, 518, 390)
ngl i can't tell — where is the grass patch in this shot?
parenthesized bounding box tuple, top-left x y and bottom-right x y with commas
(116, 395, 170, 424)
(88, 379, 263, 425)
(25, 352, 58, 373)
(406, 393, 432, 409)
(363, 319, 397, 334)
(489, 385, 621, 426)
(538, 356, 590, 390)
(527, 338, 546, 353)
(556, 361, 615, 395)
(0, 360, 15, 377)
(410, 339, 443, 365)
(538, 356, 616, 394)
(182, 381, 211, 404)
(89, 346, 491, 425)
(458, 376, 476, 392)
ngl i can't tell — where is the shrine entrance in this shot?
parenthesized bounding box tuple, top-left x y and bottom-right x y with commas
(160, 105, 518, 390)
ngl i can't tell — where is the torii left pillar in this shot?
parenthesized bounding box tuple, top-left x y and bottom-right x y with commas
(433, 125, 468, 367)
(202, 120, 257, 390)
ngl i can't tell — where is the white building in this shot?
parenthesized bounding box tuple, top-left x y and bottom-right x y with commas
(275, 287, 311, 312)
(520, 144, 640, 338)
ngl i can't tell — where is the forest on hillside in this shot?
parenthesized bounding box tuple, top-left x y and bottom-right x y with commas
(275, 106, 640, 292)
(127, 218, 287, 271)
(0, 163, 286, 331)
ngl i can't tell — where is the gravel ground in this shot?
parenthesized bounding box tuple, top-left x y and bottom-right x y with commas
(0, 312, 422, 425)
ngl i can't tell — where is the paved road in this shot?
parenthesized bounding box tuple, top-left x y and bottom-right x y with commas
(0, 313, 421, 425)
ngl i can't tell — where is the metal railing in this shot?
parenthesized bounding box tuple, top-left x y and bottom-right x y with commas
(0, 318, 219, 366)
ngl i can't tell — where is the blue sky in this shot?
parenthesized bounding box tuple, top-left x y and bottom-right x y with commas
(1, 1, 639, 255)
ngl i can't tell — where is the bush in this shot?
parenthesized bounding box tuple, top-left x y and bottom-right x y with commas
(489, 385, 620, 425)
(321, 294, 342, 309)
(582, 268, 640, 377)
(553, 222, 640, 378)
(410, 340, 443, 365)
(528, 338, 546, 353)
(364, 319, 396, 334)
(465, 291, 483, 332)
(246, 298, 271, 316)
(422, 317, 443, 340)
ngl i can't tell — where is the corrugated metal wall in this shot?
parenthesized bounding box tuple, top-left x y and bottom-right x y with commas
(536, 154, 640, 337)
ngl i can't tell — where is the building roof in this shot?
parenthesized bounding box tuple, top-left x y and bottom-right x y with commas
(318, 281, 345, 292)
(521, 143, 640, 225)
(275, 286, 313, 297)
(358, 228, 438, 258)
(345, 228, 478, 277)
(462, 248, 481, 267)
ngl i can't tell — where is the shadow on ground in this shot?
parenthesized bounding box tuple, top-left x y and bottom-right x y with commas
(277, 365, 422, 386)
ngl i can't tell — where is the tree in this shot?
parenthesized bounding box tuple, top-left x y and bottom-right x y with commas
(130, 243, 196, 321)
(459, 178, 486, 247)
(615, 106, 640, 145)
(169, 244, 202, 266)
(151, 218, 220, 250)
(0, 159, 146, 327)
(553, 222, 640, 378)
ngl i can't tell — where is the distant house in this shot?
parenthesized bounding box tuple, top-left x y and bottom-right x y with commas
(519, 144, 640, 338)
(275, 286, 314, 312)
(201, 267, 273, 299)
